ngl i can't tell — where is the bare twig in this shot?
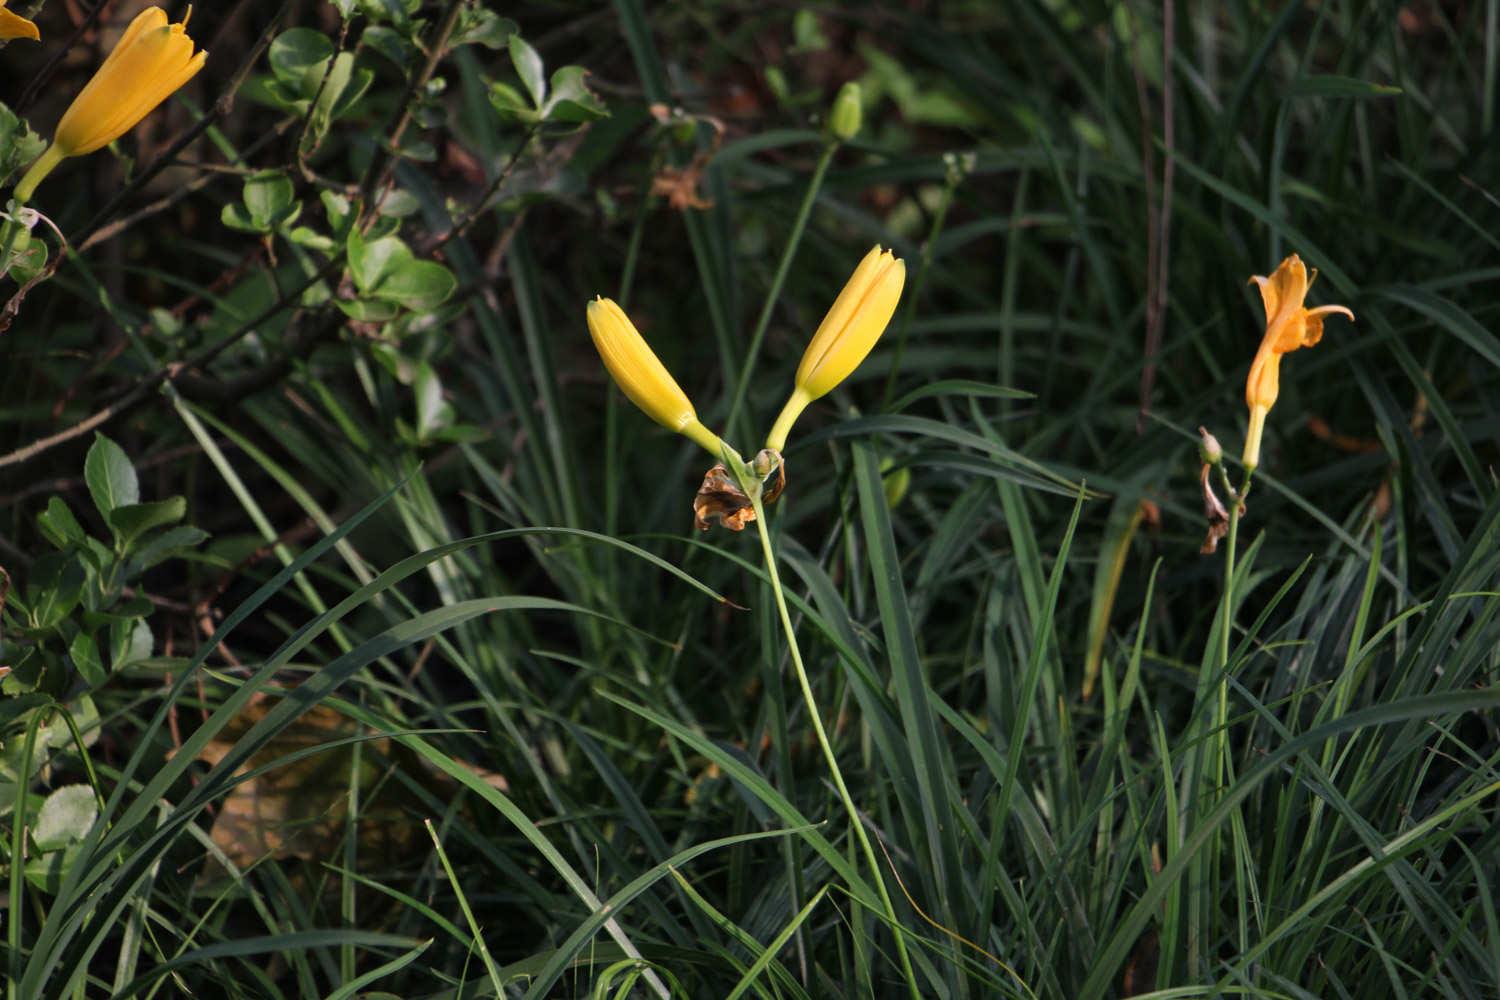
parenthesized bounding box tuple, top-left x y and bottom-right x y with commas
(0, 252, 345, 470)
(13, 0, 108, 115)
(294, 15, 353, 178)
(0, 439, 236, 509)
(0, 377, 162, 470)
(77, 119, 297, 254)
(172, 309, 346, 403)
(1134, 0, 1176, 434)
(420, 125, 539, 255)
(356, 0, 466, 228)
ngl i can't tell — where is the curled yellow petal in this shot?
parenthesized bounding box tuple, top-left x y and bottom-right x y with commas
(0, 1, 40, 41)
(767, 246, 905, 451)
(586, 297, 726, 457)
(1241, 253, 1354, 469)
(11, 6, 207, 202)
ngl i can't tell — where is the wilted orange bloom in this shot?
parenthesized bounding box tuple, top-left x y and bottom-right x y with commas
(1242, 254, 1353, 469)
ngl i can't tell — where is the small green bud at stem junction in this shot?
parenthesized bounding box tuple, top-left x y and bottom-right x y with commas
(1198, 425, 1223, 465)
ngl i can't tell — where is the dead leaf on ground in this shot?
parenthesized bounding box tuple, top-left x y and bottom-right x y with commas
(188, 698, 506, 888)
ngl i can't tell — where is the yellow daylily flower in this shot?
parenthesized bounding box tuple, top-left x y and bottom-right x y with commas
(766, 245, 905, 451)
(587, 296, 727, 457)
(0, 0, 40, 41)
(1242, 253, 1354, 470)
(12, 6, 207, 203)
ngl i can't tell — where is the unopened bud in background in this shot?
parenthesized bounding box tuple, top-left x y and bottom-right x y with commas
(880, 456, 911, 508)
(828, 82, 862, 142)
(1198, 426, 1223, 466)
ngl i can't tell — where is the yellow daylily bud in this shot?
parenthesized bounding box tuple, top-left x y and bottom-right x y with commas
(0, 1, 40, 41)
(766, 245, 905, 451)
(1241, 253, 1353, 470)
(586, 296, 727, 457)
(12, 7, 207, 203)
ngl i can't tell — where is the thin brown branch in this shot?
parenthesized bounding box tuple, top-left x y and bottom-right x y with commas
(294, 16, 353, 177)
(13, 0, 108, 115)
(0, 438, 236, 509)
(356, 0, 466, 228)
(420, 125, 540, 255)
(172, 310, 346, 403)
(0, 252, 345, 470)
(74, 0, 293, 246)
(0, 375, 164, 470)
(77, 119, 298, 255)
(1135, 1, 1175, 435)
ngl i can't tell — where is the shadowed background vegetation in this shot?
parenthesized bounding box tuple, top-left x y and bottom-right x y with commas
(1, 1, 1498, 996)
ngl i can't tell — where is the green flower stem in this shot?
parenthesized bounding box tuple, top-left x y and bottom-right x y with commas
(723, 140, 839, 443)
(682, 417, 738, 461)
(764, 387, 810, 454)
(12, 144, 62, 205)
(1214, 474, 1244, 807)
(0, 206, 28, 281)
(1218, 479, 1246, 672)
(1190, 464, 1250, 976)
(1217, 470, 1252, 790)
(745, 483, 921, 1000)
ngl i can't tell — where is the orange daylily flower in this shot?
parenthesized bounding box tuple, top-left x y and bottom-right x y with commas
(0, 0, 39, 41)
(11, 7, 206, 202)
(1242, 254, 1353, 469)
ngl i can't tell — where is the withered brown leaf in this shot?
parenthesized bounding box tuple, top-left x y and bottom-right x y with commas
(1199, 463, 1230, 555)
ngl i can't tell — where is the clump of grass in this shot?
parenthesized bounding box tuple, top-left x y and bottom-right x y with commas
(2, 2, 1498, 997)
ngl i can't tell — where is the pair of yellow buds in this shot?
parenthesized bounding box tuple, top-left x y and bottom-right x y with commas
(587, 245, 906, 463)
(8, 7, 207, 203)
(1242, 253, 1354, 470)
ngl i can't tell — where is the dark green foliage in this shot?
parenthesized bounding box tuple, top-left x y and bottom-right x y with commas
(1, 1, 1497, 996)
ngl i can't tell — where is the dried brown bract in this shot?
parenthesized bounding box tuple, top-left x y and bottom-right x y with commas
(1199, 462, 1230, 555)
(693, 451, 786, 532)
(694, 464, 756, 532)
(756, 449, 785, 505)
(651, 163, 713, 211)
(647, 105, 725, 212)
